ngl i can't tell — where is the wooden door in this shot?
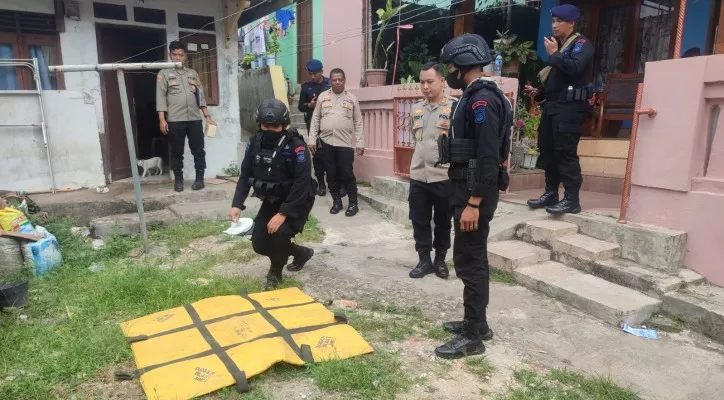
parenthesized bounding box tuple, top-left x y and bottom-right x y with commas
(297, 0, 313, 83)
(716, 2, 724, 54)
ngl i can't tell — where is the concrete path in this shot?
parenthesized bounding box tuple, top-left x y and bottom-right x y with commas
(218, 197, 724, 400)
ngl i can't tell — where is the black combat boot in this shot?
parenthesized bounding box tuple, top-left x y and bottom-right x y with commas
(174, 171, 184, 192)
(526, 186, 558, 209)
(433, 250, 449, 279)
(435, 321, 486, 359)
(286, 244, 314, 272)
(317, 181, 327, 196)
(330, 196, 344, 215)
(192, 170, 205, 190)
(442, 320, 495, 340)
(265, 260, 285, 290)
(409, 251, 434, 278)
(546, 192, 581, 215)
(345, 196, 359, 217)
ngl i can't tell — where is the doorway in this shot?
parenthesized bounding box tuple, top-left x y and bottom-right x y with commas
(297, 0, 313, 83)
(96, 24, 166, 181)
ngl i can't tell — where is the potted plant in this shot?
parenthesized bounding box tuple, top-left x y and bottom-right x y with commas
(265, 22, 281, 66)
(240, 54, 254, 70)
(366, 0, 407, 87)
(493, 30, 537, 75)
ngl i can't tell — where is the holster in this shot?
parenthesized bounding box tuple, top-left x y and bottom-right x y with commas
(436, 134, 450, 166)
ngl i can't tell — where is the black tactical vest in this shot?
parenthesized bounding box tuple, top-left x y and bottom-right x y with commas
(248, 132, 294, 201)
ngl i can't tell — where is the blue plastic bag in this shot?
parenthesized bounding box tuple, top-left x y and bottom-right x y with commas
(23, 226, 62, 276)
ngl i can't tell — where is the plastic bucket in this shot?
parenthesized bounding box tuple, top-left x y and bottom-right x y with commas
(0, 281, 29, 308)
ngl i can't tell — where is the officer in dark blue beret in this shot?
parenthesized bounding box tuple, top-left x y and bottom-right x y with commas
(524, 3, 594, 215)
(298, 59, 332, 197)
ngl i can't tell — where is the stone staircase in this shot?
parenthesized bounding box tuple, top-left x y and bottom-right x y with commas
(358, 176, 724, 344)
(289, 91, 308, 138)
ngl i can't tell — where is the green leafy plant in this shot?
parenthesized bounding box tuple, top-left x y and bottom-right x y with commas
(371, 0, 408, 69)
(493, 30, 537, 65)
(514, 104, 541, 141)
(265, 22, 281, 56)
(400, 75, 416, 84)
(239, 54, 254, 69)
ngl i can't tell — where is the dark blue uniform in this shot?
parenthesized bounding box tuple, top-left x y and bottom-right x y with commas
(298, 77, 331, 187)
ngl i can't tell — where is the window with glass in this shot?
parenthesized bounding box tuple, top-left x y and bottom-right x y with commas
(635, 0, 675, 72)
(0, 10, 63, 90)
(179, 33, 219, 106)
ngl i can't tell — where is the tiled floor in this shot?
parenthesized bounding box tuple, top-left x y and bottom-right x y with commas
(501, 188, 622, 215)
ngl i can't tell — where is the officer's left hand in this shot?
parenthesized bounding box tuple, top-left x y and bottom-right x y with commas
(460, 206, 480, 232)
(267, 213, 287, 234)
(206, 117, 217, 126)
(356, 147, 365, 156)
(544, 37, 559, 55)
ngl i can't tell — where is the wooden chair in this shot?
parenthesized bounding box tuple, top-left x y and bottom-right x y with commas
(591, 73, 644, 137)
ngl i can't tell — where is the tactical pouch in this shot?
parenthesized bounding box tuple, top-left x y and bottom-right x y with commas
(498, 165, 510, 191)
(436, 134, 450, 166)
(449, 138, 476, 164)
(466, 159, 477, 191)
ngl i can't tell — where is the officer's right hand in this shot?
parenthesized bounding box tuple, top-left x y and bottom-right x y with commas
(229, 207, 242, 223)
(524, 84, 538, 97)
(308, 97, 317, 109)
(308, 143, 317, 154)
(160, 120, 169, 135)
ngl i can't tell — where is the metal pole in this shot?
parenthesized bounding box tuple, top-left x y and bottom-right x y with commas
(618, 83, 657, 224)
(33, 57, 56, 194)
(673, 0, 687, 59)
(116, 69, 149, 249)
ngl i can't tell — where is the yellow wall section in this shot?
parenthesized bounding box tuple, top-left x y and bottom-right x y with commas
(269, 65, 290, 109)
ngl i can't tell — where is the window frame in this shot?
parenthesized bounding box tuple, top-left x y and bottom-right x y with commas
(178, 32, 218, 106)
(0, 27, 64, 91)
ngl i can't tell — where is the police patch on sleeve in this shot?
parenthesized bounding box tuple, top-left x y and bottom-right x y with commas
(472, 100, 487, 125)
(294, 145, 306, 162)
(245, 141, 252, 154)
(573, 39, 585, 54)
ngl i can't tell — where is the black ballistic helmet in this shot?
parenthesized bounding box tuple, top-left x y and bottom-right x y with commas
(255, 98, 290, 125)
(440, 34, 493, 68)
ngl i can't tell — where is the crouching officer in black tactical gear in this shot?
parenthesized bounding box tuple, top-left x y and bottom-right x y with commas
(525, 4, 594, 214)
(229, 98, 316, 290)
(434, 34, 513, 359)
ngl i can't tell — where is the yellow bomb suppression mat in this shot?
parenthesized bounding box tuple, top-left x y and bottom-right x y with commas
(117, 287, 374, 400)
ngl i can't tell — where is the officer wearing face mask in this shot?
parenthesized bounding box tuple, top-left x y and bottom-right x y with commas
(229, 98, 316, 290)
(434, 34, 513, 359)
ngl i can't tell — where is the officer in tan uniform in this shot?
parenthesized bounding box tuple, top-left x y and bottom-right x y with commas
(408, 62, 454, 280)
(157, 40, 216, 192)
(308, 68, 365, 217)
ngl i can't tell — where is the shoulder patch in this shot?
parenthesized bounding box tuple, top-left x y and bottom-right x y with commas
(576, 38, 586, 44)
(296, 148, 306, 163)
(474, 107, 487, 125)
(471, 100, 488, 110)
(294, 146, 305, 153)
(245, 141, 252, 153)
(573, 42, 583, 54)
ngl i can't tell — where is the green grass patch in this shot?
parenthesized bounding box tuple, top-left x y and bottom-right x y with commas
(465, 356, 495, 380)
(491, 268, 516, 284)
(309, 351, 412, 400)
(497, 369, 642, 400)
(297, 215, 325, 243)
(0, 216, 273, 399)
(426, 325, 448, 340)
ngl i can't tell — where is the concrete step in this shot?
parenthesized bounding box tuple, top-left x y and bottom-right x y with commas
(663, 284, 724, 344)
(517, 219, 578, 247)
(552, 234, 621, 261)
(357, 186, 409, 227)
(514, 261, 662, 326)
(371, 176, 410, 203)
(91, 209, 179, 237)
(291, 113, 305, 125)
(488, 240, 550, 273)
(587, 259, 704, 299)
(167, 200, 236, 222)
(559, 213, 686, 273)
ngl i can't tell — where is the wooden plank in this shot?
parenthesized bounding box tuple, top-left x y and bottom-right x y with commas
(0, 230, 42, 241)
(716, 4, 724, 54)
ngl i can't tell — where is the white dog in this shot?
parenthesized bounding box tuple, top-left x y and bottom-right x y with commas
(137, 157, 164, 177)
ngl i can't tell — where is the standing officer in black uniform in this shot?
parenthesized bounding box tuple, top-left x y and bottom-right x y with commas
(298, 59, 332, 197)
(434, 34, 513, 359)
(526, 4, 594, 214)
(229, 99, 316, 290)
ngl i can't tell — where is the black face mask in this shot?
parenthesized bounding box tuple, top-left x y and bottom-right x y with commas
(445, 69, 466, 90)
(260, 129, 283, 144)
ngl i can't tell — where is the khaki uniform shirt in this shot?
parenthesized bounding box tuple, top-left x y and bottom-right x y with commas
(308, 89, 365, 149)
(409, 96, 454, 183)
(156, 67, 207, 122)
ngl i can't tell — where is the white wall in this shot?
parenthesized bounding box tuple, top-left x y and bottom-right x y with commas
(0, 91, 106, 192)
(58, 0, 241, 181)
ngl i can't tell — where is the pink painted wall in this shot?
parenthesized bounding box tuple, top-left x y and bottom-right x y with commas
(322, 0, 364, 90)
(628, 55, 724, 286)
(350, 78, 520, 183)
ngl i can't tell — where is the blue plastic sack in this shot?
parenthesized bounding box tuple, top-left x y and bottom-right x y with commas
(23, 226, 62, 276)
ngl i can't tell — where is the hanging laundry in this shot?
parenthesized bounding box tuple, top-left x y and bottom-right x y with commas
(275, 9, 295, 36)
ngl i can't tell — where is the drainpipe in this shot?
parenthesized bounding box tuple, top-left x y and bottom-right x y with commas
(673, 0, 687, 58)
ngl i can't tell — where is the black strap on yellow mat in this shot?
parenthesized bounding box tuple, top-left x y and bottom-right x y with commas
(239, 290, 315, 364)
(126, 300, 318, 344)
(184, 304, 251, 393)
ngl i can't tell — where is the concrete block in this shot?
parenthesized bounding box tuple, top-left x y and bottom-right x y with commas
(561, 213, 687, 273)
(488, 240, 550, 273)
(357, 186, 410, 226)
(371, 176, 410, 203)
(552, 234, 621, 261)
(663, 285, 724, 344)
(92, 209, 178, 237)
(519, 219, 578, 247)
(590, 259, 684, 298)
(168, 200, 234, 222)
(679, 269, 707, 286)
(514, 261, 661, 326)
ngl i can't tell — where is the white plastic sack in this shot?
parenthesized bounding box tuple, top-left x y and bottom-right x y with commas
(223, 218, 254, 236)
